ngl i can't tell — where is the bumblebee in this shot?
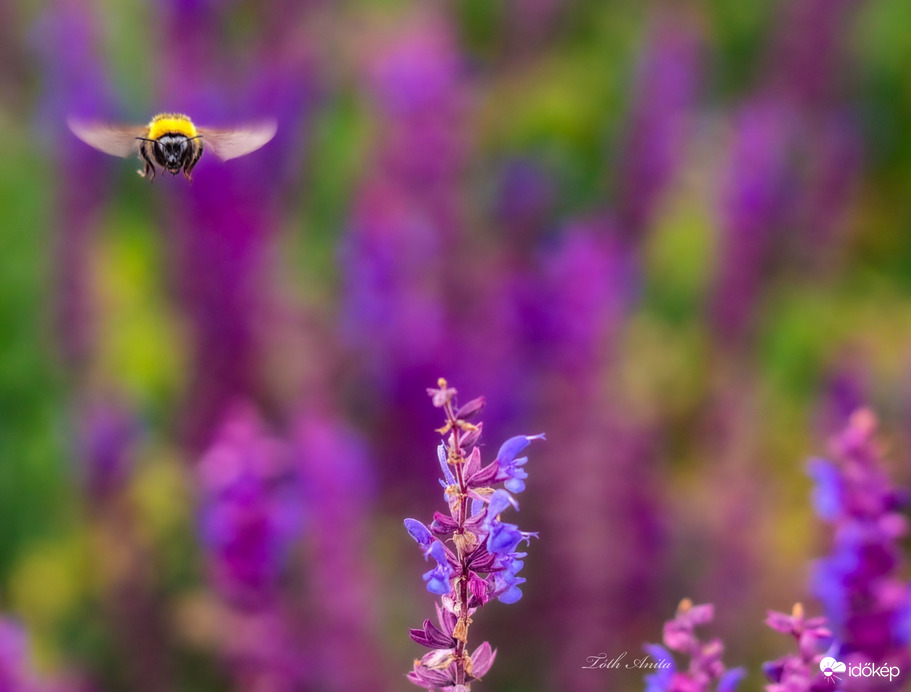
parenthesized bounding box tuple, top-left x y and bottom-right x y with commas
(67, 113, 276, 181)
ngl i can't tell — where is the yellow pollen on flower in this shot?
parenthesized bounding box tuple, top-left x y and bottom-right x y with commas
(792, 603, 804, 619)
(677, 598, 693, 614)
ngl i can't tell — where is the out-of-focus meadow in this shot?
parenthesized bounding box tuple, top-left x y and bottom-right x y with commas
(2, 0, 911, 690)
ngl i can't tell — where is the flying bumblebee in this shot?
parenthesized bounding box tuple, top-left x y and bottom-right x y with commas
(67, 113, 277, 182)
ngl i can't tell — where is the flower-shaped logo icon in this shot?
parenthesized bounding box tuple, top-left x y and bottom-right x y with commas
(820, 656, 847, 681)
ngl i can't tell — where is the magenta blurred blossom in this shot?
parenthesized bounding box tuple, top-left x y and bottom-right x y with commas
(768, 0, 861, 111)
(217, 608, 306, 692)
(504, 0, 566, 52)
(794, 115, 863, 265)
(816, 358, 868, 439)
(34, 0, 115, 368)
(158, 0, 315, 447)
(342, 11, 467, 378)
(295, 408, 390, 690)
(0, 619, 41, 692)
(525, 220, 664, 692)
(494, 158, 557, 243)
(340, 179, 447, 375)
(710, 98, 796, 346)
(363, 9, 468, 192)
(534, 220, 638, 376)
(76, 396, 139, 500)
(0, 619, 89, 692)
(808, 410, 911, 672)
(644, 600, 745, 692)
(404, 381, 543, 689)
(616, 14, 701, 242)
(762, 603, 833, 692)
(198, 405, 303, 605)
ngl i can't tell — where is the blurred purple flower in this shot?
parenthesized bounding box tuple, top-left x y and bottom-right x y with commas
(808, 409, 911, 670)
(533, 220, 639, 376)
(768, 0, 861, 111)
(710, 98, 795, 346)
(157, 0, 316, 447)
(504, 0, 566, 54)
(762, 603, 833, 692)
(0, 619, 90, 692)
(816, 357, 868, 439)
(494, 158, 557, 243)
(340, 181, 447, 376)
(76, 396, 139, 501)
(198, 404, 303, 605)
(33, 0, 115, 368)
(644, 600, 745, 692)
(363, 11, 467, 189)
(296, 409, 390, 689)
(794, 115, 863, 268)
(404, 381, 543, 688)
(524, 219, 668, 691)
(0, 619, 40, 692)
(616, 14, 701, 242)
(341, 10, 469, 393)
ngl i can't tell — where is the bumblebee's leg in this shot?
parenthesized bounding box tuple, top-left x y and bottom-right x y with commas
(138, 143, 156, 182)
(183, 144, 203, 181)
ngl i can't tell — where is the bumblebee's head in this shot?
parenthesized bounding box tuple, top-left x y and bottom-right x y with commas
(157, 134, 189, 174)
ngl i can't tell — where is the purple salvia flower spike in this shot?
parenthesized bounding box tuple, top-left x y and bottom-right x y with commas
(645, 600, 743, 692)
(405, 379, 542, 689)
(807, 409, 911, 672)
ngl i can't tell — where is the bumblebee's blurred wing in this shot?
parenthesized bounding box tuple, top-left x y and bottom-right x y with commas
(67, 118, 142, 158)
(199, 121, 277, 161)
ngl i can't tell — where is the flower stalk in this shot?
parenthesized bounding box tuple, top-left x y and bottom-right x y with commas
(405, 379, 543, 690)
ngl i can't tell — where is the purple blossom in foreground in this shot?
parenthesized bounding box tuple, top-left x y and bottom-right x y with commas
(808, 409, 911, 674)
(762, 603, 833, 692)
(404, 380, 544, 690)
(644, 600, 745, 692)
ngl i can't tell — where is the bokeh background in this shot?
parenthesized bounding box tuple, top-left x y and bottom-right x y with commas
(2, 0, 911, 690)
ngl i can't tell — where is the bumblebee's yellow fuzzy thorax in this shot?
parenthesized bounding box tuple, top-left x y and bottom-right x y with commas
(147, 113, 198, 140)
